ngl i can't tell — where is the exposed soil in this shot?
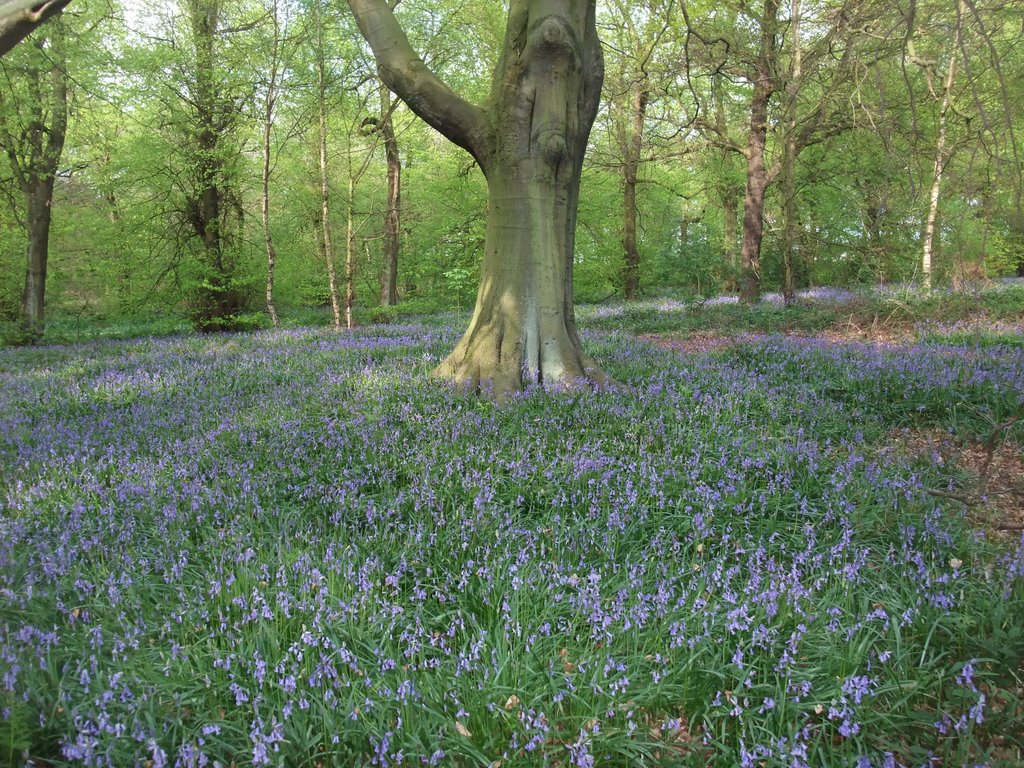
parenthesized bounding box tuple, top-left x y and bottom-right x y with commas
(638, 331, 737, 354)
(882, 427, 1024, 538)
(643, 317, 1024, 351)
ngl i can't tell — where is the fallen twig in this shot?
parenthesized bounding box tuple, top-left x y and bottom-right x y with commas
(925, 488, 977, 505)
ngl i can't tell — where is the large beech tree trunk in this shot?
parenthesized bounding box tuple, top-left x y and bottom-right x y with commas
(349, 0, 607, 400)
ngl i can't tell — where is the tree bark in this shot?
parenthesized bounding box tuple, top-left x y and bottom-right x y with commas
(722, 183, 739, 288)
(262, 0, 280, 327)
(679, 200, 689, 256)
(780, 0, 801, 306)
(922, 53, 957, 290)
(186, 0, 243, 331)
(0, 0, 70, 58)
(349, 0, 608, 401)
(314, 11, 341, 330)
(319, 111, 341, 330)
(345, 174, 355, 330)
(0, 20, 67, 339)
(622, 85, 648, 300)
(864, 202, 885, 280)
(712, 77, 740, 291)
(379, 83, 401, 306)
(739, 0, 778, 304)
(21, 176, 53, 333)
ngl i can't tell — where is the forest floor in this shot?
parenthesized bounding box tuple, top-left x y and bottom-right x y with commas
(610, 283, 1024, 543)
(2, 283, 1024, 767)
(643, 326, 1024, 540)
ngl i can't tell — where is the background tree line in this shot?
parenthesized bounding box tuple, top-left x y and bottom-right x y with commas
(1, 0, 1022, 340)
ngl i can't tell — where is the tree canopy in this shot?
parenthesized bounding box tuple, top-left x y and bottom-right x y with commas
(1, 0, 1021, 364)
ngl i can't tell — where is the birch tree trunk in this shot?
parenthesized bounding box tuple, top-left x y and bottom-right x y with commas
(922, 53, 957, 290)
(348, 0, 607, 401)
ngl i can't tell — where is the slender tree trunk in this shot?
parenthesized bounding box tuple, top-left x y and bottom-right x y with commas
(379, 83, 401, 306)
(345, 174, 355, 330)
(104, 178, 131, 308)
(262, 0, 280, 327)
(780, 0, 801, 306)
(864, 203, 885, 280)
(805, 213, 817, 287)
(315, 25, 341, 330)
(622, 85, 648, 300)
(21, 177, 54, 335)
(185, 1, 243, 331)
(320, 121, 341, 330)
(680, 199, 689, 256)
(723, 184, 739, 288)
(623, 173, 639, 299)
(1017, 224, 1024, 276)
(711, 76, 740, 291)
(922, 53, 957, 290)
(739, 0, 778, 305)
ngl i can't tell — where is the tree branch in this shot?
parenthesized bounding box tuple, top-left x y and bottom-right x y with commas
(346, 0, 490, 167)
(0, 0, 69, 57)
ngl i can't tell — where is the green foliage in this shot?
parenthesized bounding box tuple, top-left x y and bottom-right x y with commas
(0, 0, 1020, 345)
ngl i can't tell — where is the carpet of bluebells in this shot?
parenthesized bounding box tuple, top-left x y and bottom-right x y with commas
(2, 321, 1024, 767)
